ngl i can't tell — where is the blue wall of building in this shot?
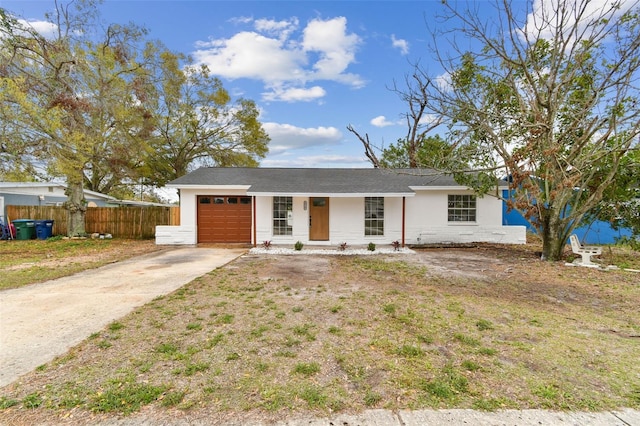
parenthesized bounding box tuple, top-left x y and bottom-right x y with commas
(501, 190, 632, 244)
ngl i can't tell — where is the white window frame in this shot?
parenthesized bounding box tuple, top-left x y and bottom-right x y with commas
(448, 194, 477, 222)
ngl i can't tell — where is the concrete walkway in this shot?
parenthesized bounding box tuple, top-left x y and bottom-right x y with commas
(0, 247, 246, 387)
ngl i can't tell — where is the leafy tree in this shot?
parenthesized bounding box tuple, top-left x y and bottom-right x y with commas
(378, 134, 462, 170)
(0, 1, 154, 235)
(590, 148, 640, 238)
(354, 0, 640, 260)
(144, 51, 269, 187)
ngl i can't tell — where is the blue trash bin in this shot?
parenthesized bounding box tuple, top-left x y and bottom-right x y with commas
(35, 220, 55, 240)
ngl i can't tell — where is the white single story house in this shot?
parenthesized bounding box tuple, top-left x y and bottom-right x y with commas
(156, 168, 527, 246)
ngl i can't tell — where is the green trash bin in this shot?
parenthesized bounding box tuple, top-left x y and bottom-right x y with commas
(12, 219, 36, 240)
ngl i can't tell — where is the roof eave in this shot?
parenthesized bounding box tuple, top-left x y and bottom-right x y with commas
(246, 192, 416, 197)
(166, 184, 252, 190)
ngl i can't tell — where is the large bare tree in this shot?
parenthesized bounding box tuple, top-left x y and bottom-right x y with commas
(354, 0, 640, 260)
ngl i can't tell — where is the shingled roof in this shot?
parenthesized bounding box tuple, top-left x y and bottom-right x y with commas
(168, 167, 465, 196)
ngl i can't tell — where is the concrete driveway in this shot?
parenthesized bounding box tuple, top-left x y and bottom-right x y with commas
(0, 247, 246, 388)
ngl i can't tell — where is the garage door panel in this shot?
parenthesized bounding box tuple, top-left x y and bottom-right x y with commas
(197, 195, 252, 243)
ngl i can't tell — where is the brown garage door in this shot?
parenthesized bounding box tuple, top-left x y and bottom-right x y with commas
(197, 196, 252, 243)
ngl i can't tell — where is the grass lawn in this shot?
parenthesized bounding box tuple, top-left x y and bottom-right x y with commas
(0, 241, 639, 424)
(0, 238, 162, 290)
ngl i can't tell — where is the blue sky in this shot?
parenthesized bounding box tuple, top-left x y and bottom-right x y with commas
(1, 0, 458, 169)
(1, 0, 626, 173)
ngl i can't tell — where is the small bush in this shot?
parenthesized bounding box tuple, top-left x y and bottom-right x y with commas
(338, 242, 348, 251)
(391, 240, 401, 251)
(367, 242, 376, 251)
(294, 241, 304, 251)
(262, 240, 272, 250)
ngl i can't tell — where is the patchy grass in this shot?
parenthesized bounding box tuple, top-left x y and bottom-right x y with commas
(1, 244, 639, 423)
(0, 239, 161, 290)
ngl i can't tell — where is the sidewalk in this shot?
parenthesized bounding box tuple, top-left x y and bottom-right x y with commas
(86, 407, 640, 425)
(0, 247, 246, 387)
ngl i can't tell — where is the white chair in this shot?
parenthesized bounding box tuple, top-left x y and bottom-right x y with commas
(569, 234, 601, 267)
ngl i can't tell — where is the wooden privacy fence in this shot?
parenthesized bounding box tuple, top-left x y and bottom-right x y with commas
(6, 205, 180, 239)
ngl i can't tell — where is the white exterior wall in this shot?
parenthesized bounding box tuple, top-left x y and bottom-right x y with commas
(256, 196, 405, 246)
(157, 188, 525, 246)
(405, 190, 525, 245)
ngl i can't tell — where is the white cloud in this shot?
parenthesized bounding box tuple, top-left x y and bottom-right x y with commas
(391, 34, 409, 55)
(24, 19, 58, 38)
(254, 17, 299, 40)
(5, 19, 59, 39)
(228, 16, 254, 25)
(263, 122, 342, 154)
(193, 31, 306, 83)
(434, 71, 452, 92)
(192, 15, 364, 102)
(302, 17, 363, 86)
(370, 115, 401, 127)
(522, 0, 635, 42)
(418, 113, 441, 126)
(263, 85, 326, 102)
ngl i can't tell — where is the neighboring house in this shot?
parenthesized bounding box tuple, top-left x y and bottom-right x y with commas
(156, 168, 526, 246)
(501, 190, 634, 244)
(108, 199, 176, 208)
(0, 182, 117, 210)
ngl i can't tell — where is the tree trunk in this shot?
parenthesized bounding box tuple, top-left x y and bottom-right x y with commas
(540, 209, 566, 261)
(64, 177, 87, 237)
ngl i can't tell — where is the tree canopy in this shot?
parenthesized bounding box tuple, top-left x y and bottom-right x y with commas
(1, 0, 154, 235)
(0, 1, 270, 234)
(144, 51, 269, 187)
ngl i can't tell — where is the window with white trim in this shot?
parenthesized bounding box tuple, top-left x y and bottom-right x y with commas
(448, 194, 476, 222)
(365, 197, 384, 236)
(273, 196, 293, 235)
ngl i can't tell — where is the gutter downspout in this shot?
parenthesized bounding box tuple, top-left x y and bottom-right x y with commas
(253, 196, 257, 247)
(402, 196, 406, 247)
